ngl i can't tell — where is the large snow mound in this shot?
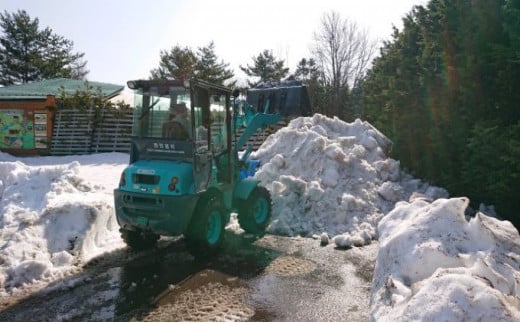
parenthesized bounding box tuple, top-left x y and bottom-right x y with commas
(0, 153, 127, 294)
(371, 197, 520, 321)
(252, 114, 448, 247)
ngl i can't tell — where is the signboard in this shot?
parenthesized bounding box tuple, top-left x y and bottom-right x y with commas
(0, 109, 35, 149)
(34, 112, 48, 149)
(0, 109, 51, 150)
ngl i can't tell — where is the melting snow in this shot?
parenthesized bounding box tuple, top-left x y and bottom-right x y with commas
(252, 114, 448, 247)
(0, 114, 518, 321)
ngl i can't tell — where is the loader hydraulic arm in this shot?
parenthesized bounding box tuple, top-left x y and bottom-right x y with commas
(236, 112, 281, 156)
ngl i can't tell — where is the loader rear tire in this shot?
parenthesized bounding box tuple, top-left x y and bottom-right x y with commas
(238, 186, 272, 234)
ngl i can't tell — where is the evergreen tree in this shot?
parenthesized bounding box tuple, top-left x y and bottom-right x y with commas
(194, 41, 235, 86)
(294, 58, 327, 115)
(39, 29, 88, 80)
(150, 42, 234, 86)
(294, 58, 320, 82)
(239, 50, 289, 87)
(0, 10, 88, 85)
(149, 45, 197, 81)
(462, 121, 520, 227)
(362, 0, 520, 228)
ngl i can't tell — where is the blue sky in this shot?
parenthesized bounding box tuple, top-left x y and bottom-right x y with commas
(2, 0, 425, 86)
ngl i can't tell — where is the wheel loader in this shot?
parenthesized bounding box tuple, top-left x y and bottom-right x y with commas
(114, 78, 309, 253)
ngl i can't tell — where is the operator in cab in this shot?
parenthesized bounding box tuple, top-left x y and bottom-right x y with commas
(162, 102, 192, 140)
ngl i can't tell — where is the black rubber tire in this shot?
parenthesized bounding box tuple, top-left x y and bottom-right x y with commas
(238, 186, 272, 234)
(120, 228, 158, 251)
(185, 196, 226, 256)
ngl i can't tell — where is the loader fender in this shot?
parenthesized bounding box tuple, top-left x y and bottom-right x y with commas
(233, 177, 260, 200)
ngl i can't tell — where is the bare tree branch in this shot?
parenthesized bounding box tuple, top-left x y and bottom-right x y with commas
(312, 11, 377, 90)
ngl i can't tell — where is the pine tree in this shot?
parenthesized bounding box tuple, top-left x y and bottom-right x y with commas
(239, 50, 289, 87)
(194, 41, 234, 86)
(39, 29, 88, 80)
(294, 58, 327, 115)
(149, 45, 197, 81)
(294, 58, 320, 82)
(361, 0, 520, 227)
(0, 10, 88, 85)
(150, 42, 234, 86)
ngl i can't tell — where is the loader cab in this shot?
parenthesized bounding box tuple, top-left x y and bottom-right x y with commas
(127, 79, 233, 193)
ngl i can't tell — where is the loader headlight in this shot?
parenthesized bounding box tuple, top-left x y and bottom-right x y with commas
(168, 177, 179, 191)
(119, 172, 126, 187)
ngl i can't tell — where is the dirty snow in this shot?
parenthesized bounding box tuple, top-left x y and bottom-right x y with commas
(252, 114, 448, 247)
(0, 114, 518, 321)
(372, 197, 520, 321)
(0, 153, 127, 294)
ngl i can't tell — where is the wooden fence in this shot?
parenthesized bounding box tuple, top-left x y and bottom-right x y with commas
(50, 106, 288, 156)
(51, 106, 133, 155)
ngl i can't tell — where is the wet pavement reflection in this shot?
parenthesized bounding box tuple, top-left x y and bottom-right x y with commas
(117, 232, 375, 322)
(0, 231, 376, 322)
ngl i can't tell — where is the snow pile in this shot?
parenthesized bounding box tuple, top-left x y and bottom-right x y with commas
(252, 114, 447, 247)
(0, 153, 127, 293)
(371, 197, 520, 321)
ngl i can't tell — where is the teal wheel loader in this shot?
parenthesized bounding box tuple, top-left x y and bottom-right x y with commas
(114, 79, 281, 254)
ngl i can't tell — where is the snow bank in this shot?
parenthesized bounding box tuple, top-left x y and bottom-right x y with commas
(252, 114, 447, 247)
(371, 197, 520, 321)
(0, 153, 127, 293)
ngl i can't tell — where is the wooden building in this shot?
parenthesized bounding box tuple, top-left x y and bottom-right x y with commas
(0, 78, 123, 156)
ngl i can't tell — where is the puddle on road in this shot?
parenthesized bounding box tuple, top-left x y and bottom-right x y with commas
(115, 233, 278, 321)
(114, 234, 370, 322)
(138, 252, 319, 321)
(124, 235, 320, 322)
(0, 234, 370, 322)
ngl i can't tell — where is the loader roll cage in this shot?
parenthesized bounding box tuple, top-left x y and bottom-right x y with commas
(127, 79, 234, 191)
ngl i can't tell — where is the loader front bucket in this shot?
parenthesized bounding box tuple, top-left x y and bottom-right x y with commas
(245, 80, 313, 117)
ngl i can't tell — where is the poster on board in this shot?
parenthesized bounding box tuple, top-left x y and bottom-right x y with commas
(0, 109, 35, 149)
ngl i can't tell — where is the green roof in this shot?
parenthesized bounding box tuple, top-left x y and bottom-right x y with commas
(0, 78, 124, 100)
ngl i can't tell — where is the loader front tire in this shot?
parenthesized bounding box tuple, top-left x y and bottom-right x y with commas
(238, 186, 272, 234)
(186, 196, 225, 256)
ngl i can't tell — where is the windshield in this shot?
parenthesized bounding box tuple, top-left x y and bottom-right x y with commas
(127, 80, 232, 171)
(132, 86, 191, 138)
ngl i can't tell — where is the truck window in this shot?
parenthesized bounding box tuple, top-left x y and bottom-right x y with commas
(210, 95, 227, 155)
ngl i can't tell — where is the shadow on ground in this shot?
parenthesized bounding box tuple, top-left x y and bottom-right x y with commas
(0, 231, 377, 321)
(0, 231, 281, 321)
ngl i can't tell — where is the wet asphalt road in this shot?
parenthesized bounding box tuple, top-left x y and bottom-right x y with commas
(0, 232, 377, 321)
